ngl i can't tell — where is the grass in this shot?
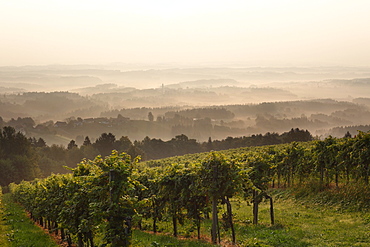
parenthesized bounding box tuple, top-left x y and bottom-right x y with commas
(0, 192, 10, 247)
(132, 230, 213, 247)
(0, 193, 59, 247)
(137, 193, 370, 246)
(231, 198, 370, 246)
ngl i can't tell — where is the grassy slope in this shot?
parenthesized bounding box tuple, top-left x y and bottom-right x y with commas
(0, 193, 10, 247)
(0, 193, 59, 247)
(132, 230, 213, 247)
(231, 197, 370, 246)
(137, 192, 370, 247)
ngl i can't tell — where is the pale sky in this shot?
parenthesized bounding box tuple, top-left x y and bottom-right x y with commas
(1, 0, 370, 67)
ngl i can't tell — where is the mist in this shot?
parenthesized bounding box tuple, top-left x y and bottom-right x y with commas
(1, 1, 370, 145)
(1, 64, 370, 146)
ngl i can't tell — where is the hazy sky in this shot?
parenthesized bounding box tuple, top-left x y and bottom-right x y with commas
(1, 0, 370, 67)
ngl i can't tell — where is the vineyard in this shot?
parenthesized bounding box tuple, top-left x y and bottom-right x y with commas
(8, 131, 370, 246)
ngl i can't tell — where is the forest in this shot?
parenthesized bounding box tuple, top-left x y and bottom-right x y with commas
(1, 96, 370, 147)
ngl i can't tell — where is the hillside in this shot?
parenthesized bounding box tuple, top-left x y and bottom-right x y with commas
(1, 96, 370, 146)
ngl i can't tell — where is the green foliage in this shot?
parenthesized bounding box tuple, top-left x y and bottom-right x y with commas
(9, 130, 370, 246)
(10, 150, 139, 247)
(200, 152, 243, 199)
(0, 126, 41, 186)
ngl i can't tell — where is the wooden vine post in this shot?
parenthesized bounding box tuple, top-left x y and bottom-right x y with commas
(252, 190, 259, 225)
(211, 161, 219, 244)
(264, 194, 275, 225)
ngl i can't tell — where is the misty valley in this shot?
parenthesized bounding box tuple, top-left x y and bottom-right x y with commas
(2, 65, 370, 180)
(1, 65, 370, 147)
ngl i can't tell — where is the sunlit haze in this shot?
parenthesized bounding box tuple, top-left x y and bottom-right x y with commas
(1, 0, 370, 67)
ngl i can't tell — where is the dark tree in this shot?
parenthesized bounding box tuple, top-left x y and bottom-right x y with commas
(117, 136, 132, 152)
(0, 126, 31, 158)
(0, 126, 40, 185)
(94, 133, 116, 156)
(281, 128, 313, 143)
(127, 145, 146, 160)
(83, 136, 92, 146)
(206, 137, 213, 151)
(148, 112, 154, 122)
(36, 137, 47, 147)
(67, 140, 78, 150)
(344, 131, 352, 138)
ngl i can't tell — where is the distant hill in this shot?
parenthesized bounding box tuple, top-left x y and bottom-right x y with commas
(166, 79, 240, 89)
(0, 92, 107, 122)
(1, 65, 370, 144)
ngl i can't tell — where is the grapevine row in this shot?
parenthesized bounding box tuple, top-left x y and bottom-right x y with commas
(9, 131, 370, 246)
